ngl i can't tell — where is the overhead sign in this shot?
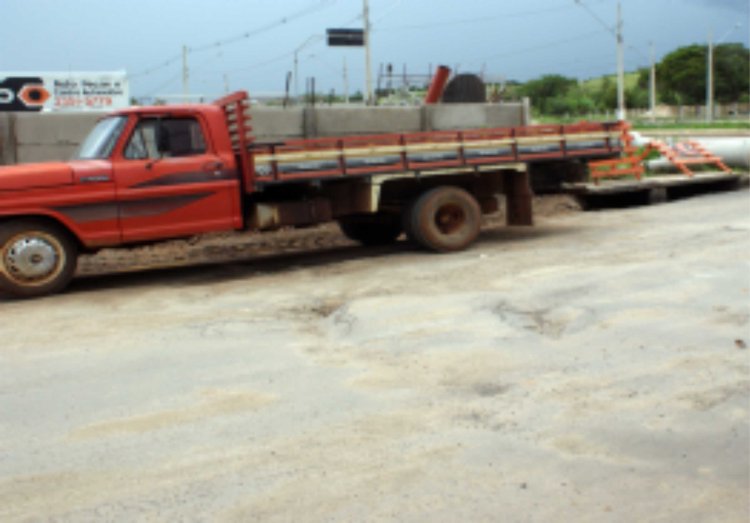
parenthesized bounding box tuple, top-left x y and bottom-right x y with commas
(327, 28, 364, 47)
(0, 71, 129, 112)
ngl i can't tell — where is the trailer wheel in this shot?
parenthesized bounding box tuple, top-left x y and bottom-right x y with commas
(408, 186, 481, 252)
(0, 220, 78, 298)
(338, 214, 402, 246)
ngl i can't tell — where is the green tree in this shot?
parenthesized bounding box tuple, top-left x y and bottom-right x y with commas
(658, 43, 749, 104)
(636, 68, 649, 89)
(501, 80, 524, 102)
(546, 87, 597, 116)
(714, 43, 750, 103)
(592, 77, 617, 110)
(626, 86, 649, 109)
(519, 75, 578, 113)
(628, 68, 651, 108)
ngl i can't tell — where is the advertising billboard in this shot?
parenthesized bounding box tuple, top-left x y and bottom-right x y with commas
(0, 71, 129, 112)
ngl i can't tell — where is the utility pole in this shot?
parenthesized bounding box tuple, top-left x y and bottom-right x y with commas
(615, 1, 625, 120)
(706, 30, 714, 122)
(294, 51, 300, 104)
(363, 0, 373, 105)
(182, 45, 190, 98)
(574, 1, 627, 118)
(343, 57, 350, 105)
(649, 41, 656, 122)
(223, 74, 230, 94)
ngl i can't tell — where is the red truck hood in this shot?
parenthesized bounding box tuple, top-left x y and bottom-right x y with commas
(0, 160, 114, 191)
(0, 162, 74, 191)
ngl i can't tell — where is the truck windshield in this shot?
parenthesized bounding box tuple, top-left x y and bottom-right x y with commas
(73, 116, 128, 160)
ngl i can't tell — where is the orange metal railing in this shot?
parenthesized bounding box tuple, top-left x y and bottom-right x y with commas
(587, 126, 732, 184)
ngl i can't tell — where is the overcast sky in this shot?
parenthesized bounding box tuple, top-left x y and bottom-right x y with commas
(1, 0, 748, 99)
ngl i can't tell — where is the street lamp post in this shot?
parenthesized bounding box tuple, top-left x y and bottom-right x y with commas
(182, 45, 189, 98)
(615, 1, 625, 121)
(649, 42, 656, 122)
(706, 31, 714, 122)
(363, 0, 373, 105)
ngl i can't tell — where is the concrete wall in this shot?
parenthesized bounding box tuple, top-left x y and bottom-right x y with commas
(425, 103, 528, 131)
(14, 112, 100, 164)
(249, 107, 305, 142)
(313, 106, 424, 137)
(0, 114, 16, 165)
(0, 102, 527, 165)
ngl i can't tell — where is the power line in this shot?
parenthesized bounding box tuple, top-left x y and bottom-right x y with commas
(142, 71, 183, 98)
(221, 50, 299, 74)
(573, 0, 616, 38)
(209, 0, 408, 79)
(372, 0, 403, 25)
(208, 12, 608, 87)
(572, 0, 649, 62)
(189, 0, 335, 54)
(130, 0, 336, 79)
(130, 55, 183, 79)
(627, 44, 650, 63)
(188, 10, 355, 83)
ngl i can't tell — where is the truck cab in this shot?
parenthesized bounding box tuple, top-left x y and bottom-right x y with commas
(0, 104, 245, 297)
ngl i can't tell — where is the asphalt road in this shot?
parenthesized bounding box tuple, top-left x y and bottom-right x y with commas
(1, 190, 748, 522)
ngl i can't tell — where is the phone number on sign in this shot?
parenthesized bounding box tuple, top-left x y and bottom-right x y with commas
(54, 96, 114, 108)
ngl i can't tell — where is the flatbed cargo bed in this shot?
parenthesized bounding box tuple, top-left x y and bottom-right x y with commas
(215, 92, 627, 193)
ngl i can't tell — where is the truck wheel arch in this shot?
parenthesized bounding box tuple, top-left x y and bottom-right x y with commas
(0, 213, 87, 252)
(0, 218, 79, 298)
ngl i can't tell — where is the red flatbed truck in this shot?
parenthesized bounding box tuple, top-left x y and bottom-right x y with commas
(0, 91, 625, 298)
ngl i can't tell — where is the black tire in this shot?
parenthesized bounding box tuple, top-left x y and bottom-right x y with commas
(408, 186, 481, 252)
(401, 197, 423, 245)
(0, 220, 78, 298)
(338, 214, 403, 246)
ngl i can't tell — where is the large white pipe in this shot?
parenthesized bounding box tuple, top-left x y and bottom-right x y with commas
(688, 138, 750, 169)
(630, 133, 750, 170)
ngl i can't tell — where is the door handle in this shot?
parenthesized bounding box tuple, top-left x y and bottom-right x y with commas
(202, 161, 224, 177)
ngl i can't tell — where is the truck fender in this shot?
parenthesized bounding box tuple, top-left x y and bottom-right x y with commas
(0, 211, 89, 251)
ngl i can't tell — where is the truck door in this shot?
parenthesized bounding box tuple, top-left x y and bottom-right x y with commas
(113, 115, 239, 243)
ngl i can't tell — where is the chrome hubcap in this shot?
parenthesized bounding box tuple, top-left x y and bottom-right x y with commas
(5, 237, 59, 280)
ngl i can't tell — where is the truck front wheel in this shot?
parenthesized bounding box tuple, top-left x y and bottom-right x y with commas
(407, 186, 481, 252)
(0, 220, 78, 298)
(338, 214, 402, 246)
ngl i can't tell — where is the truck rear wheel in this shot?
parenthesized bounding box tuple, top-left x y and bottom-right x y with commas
(0, 220, 78, 298)
(407, 186, 481, 252)
(338, 214, 402, 246)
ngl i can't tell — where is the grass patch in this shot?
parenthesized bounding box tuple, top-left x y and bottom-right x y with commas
(532, 115, 749, 131)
